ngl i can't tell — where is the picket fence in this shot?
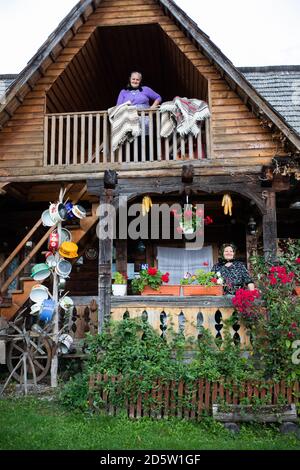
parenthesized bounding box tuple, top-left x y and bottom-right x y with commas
(88, 374, 300, 420)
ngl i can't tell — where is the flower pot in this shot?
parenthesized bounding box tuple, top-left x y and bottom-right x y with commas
(142, 285, 181, 296)
(112, 284, 127, 296)
(294, 286, 300, 296)
(183, 285, 223, 296)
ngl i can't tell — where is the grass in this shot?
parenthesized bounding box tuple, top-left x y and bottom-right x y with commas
(0, 397, 299, 450)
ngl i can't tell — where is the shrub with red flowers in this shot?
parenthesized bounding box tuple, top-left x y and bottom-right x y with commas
(249, 247, 300, 381)
(131, 267, 170, 293)
(232, 288, 261, 323)
(171, 204, 213, 234)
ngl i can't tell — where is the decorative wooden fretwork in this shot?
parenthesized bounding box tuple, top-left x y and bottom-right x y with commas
(83, 306, 91, 333)
(178, 310, 186, 336)
(196, 311, 204, 339)
(71, 306, 78, 334)
(123, 309, 130, 319)
(160, 310, 167, 338)
(214, 309, 223, 340)
(231, 310, 241, 345)
(141, 310, 148, 322)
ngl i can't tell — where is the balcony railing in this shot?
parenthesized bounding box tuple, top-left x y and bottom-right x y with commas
(44, 109, 210, 167)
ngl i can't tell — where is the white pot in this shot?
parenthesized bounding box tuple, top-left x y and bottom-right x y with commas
(112, 284, 127, 296)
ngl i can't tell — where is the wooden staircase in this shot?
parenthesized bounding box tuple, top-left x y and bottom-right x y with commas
(0, 189, 98, 321)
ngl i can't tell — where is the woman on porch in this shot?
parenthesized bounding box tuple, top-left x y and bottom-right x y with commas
(212, 244, 255, 295)
(116, 71, 161, 111)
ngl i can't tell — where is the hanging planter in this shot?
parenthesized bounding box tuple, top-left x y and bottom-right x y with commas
(172, 202, 213, 236)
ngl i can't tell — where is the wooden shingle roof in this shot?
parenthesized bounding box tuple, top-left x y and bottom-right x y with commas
(239, 66, 300, 136)
(0, 75, 18, 104)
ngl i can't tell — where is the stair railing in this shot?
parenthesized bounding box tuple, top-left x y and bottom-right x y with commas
(0, 184, 87, 295)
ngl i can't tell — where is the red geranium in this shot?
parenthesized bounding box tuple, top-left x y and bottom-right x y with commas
(232, 288, 261, 322)
(148, 267, 158, 276)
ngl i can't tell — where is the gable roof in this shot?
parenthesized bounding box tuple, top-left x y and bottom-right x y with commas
(239, 66, 300, 136)
(0, 75, 18, 104)
(1, 0, 300, 152)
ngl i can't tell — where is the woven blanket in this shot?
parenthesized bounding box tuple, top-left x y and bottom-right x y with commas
(160, 97, 210, 138)
(108, 102, 141, 151)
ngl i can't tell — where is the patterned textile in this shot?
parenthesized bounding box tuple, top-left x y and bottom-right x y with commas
(108, 102, 141, 151)
(160, 97, 210, 138)
(211, 260, 253, 295)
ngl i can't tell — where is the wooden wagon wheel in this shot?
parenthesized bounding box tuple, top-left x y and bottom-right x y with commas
(6, 334, 52, 383)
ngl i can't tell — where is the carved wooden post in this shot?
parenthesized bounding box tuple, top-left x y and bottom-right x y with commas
(98, 170, 117, 333)
(262, 191, 277, 262)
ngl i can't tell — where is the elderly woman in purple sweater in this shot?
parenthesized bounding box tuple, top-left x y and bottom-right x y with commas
(117, 71, 161, 110)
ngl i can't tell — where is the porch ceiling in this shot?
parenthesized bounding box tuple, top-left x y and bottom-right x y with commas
(46, 23, 208, 113)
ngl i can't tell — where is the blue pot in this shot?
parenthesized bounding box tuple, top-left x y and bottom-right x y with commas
(65, 202, 74, 219)
(39, 299, 55, 323)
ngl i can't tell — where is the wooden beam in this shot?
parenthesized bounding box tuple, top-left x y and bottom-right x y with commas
(262, 191, 277, 262)
(98, 188, 114, 333)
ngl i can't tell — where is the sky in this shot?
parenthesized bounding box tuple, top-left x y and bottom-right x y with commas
(0, 0, 299, 74)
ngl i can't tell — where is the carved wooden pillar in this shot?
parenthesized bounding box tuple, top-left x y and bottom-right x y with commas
(262, 191, 277, 262)
(98, 170, 118, 333)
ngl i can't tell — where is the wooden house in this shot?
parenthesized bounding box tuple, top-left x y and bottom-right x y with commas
(0, 0, 300, 351)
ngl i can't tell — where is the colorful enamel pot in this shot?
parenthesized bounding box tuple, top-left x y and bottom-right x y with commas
(45, 251, 57, 268)
(48, 231, 59, 252)
(39, 299, 55, 323)
(65, 202, 74, 219)
(29, 284, 49, 303)
(58, 334, 73, 354)
(58, 241, 78, 259)
(55, 259, 72, 278)
(41, 210, 55, 227)
(59, 296, 74, 311)
(30, 263, 51, 281)
(71, 204, 86, 219)
(49, 202, 68, 223)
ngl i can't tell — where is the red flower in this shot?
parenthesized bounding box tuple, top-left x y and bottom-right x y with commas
(211, 277, 218, 284)
(203, 261, 209, 266)
(296, 258, 300, 264)
(204, 216, 213, 225)
(161, 273, 169, 283)
(287, 331, 295, 339)
(148, 267, 158, 276)
(291, 322, 298, 329)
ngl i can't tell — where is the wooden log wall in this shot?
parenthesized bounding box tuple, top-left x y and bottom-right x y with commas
(0, 0, 285, 175)
(89, 374, 300, 420)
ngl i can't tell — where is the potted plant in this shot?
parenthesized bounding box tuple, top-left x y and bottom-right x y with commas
(180, 269, 223, 296)
(112, 272, 127, 296)
(131, 267, 180, 296)
(172, 204, 213, 235)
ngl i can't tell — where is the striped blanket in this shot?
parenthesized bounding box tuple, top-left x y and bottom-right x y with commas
(160, 97, 210, 138)
(108, 102, 141, 151)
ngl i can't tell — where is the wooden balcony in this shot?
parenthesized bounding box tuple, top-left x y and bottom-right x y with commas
(44, 109, 210, 168)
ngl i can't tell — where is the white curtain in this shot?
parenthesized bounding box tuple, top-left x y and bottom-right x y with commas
(157, 246, 213, 284)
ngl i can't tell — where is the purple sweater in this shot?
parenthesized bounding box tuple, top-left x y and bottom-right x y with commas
(116, 86, 161, 107)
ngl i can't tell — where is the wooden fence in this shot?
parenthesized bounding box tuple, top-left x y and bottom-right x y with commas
(89, 374, 300, 420)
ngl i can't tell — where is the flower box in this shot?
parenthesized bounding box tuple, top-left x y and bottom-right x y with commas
(183, 285, 223, 296)
(142, 285, 181, 296)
